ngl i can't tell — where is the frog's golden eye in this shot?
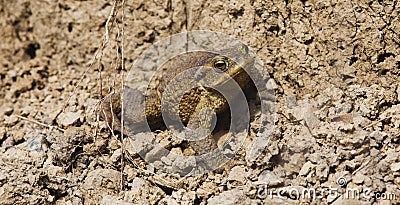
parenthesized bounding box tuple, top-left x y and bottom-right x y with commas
(213, 57, 229, 72)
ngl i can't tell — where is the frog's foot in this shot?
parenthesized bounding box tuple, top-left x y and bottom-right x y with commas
(184, 127, 217, 154)
(183, 105, 218, 154)
(182, 106, 232, 170)
(182, 127, 229, 171)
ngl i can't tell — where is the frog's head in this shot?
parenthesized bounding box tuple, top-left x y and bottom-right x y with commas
(196, 43, 254, 89)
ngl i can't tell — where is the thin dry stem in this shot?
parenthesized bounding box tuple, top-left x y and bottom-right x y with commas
(15, 115, 66, 132)
(120, 0, 126, 191)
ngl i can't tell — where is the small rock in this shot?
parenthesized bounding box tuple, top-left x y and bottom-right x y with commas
(282, 152, 306, 175)
(101, 195, 133, 205)
(257, 170, 282, 186)
(246, 130, 271, 162)
(170, 147, 183, 155)
(267, 140, 279, 156)
(145, 145, 169, 163)
(299, 161, 315, 176)
(13, 131, 24, 143)
(370, 131, 387, 143)
(390, 162, 400, 172)
(48, 75, 58, 83)
(395, 177, 400, 187)
(363, 175, 372, 187)
(47, 195, 55, 203)
(13, 75, 34, 93)
(158, 196, 179, 205)
(26, 136, 44, 152)
(286, 95, 297, 108)
(125, 132, 154, 155)
(110, 149, 122, 163)
(4, 115, 18, 126)
(291, 104, 320, 130)
(266, 78, 278, 90)
(48, 127, 87, 165)
(352, 173, 365, 184)
(337, 122, 354, 132)
(0, 104, 13, 116)
(315, 163, 329, 180)
(172, 189, 196, 203)
(228, 166, 248, 184)
(152, 160, 164, 170)
(287, 134, 317, 153)
(57, 111, 82, 126)
(83, 169, 120, 190)
(44, 106, 62, 125)
(124, 177, 164, 203)
(207, 189, 252, 205)
(384, 148, 398, 163)
(1, 136, 14, 148)
(172, 155, 196, 173)
(161, 156, 172, 166)
(165, 147, 182, 163)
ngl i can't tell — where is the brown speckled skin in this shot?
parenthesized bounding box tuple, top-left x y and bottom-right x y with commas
(100, 44, 253, 155)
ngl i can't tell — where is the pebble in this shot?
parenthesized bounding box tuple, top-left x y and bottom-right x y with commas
(144, 145, 168, 163)
(370, 131, 387, 143)
(125, 132, 154, 155)
(352, 173, 365, 184)
(158, 196, 179, 205)
(385, 148, 399, 163)
(172, 189, 196, 203)
(266, 78, 278, 90)
(228, 166, 248, 184)
(0, 104, 13, 116)
(390, 162, 400, 172)
(257, 170, 282, 186)
(4, 115, 18, 126)
(125, 177, 164, 203)
(172, 155, 196, 172)
(207, 189, 252, 205)
(56, 111, 82, 126)
(110, 149, 122, 163)
(101, 196, 132, 205)
(299, 161, 315, 176)
(83, 169, 120, 190)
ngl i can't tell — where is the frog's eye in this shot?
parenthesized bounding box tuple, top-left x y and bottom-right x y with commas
(213, 57, 229, 72)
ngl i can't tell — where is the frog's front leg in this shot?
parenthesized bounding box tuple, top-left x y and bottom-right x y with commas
(185, 102, 218, 155)
(183, 92, 232, 171)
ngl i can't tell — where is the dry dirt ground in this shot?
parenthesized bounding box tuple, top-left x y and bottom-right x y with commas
(1, 0, 400, 204)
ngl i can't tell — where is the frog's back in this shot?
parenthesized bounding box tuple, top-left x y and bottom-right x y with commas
(144, 51, 218, 124)
(142, 44, 252, 128)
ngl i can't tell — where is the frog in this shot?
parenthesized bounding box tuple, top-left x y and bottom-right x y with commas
(98, 43, 254, 159)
